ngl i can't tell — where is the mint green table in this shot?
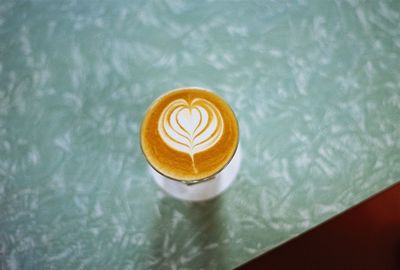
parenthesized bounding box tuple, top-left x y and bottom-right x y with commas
(1, 1, 399, 269)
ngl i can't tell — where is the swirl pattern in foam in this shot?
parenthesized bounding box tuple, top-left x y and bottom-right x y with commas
(158, 98, 224, 158)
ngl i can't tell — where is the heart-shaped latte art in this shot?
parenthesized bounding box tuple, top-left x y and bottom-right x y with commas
(158, 98, 224, 160)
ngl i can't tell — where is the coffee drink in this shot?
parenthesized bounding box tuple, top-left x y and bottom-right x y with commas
(140, 87, 239, 182)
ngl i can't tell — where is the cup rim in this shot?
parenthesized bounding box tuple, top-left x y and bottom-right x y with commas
(139, 86, 240, 184)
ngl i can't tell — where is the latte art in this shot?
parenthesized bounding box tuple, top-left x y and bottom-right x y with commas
(140, 87, 238, 181)
(158, 98, 224, 163)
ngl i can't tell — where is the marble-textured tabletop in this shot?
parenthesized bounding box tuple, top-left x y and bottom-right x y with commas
(1, 0, 399, 269)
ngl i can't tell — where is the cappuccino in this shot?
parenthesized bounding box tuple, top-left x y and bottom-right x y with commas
(140, 87, 239, 182)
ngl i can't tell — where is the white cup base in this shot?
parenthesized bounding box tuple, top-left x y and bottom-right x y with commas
(149, 145, 242, 201)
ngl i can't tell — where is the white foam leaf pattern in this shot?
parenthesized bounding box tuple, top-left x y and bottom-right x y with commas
(158, 98, 224, 159)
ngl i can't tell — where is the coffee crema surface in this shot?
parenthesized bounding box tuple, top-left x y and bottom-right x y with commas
(140, 87, 239, 181)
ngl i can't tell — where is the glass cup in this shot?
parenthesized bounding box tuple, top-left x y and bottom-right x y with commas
(140, 87, 241, 201)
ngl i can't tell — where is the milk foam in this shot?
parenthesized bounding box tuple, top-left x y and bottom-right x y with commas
(158, 98, 224, 160)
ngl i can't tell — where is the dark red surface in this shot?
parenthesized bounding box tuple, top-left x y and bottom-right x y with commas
(237, 182, 400, 270)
